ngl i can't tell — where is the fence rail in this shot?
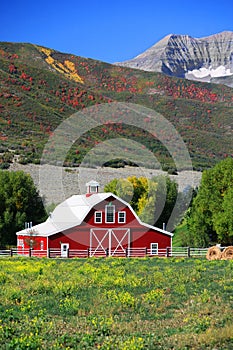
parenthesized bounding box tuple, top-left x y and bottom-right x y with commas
(0, 247, 210, 258)
(0, 250, 11, 256)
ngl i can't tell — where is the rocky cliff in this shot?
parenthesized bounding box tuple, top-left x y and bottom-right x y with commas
(116, 31, 233, 87)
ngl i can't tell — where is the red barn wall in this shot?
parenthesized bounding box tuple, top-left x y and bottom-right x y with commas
(130, 229, 171, 249)
(48, 227, 171, 250)
(49, 231, 88, 249)
(18, 230, 171, 253)
(17, 235, 47, 250)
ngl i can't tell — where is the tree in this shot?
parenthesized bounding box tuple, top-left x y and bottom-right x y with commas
(104, 176, 149, 213)
(104, 175, 178, 229)
(186, 158, 233, 246)
(137, 179, 157, 224)
(150, 175, 178, 229)
(0, 171, 47, 246)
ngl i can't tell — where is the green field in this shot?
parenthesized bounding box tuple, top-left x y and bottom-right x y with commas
(0, 257, 232, 349)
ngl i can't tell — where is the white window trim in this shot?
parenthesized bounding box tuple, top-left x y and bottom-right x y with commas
(105, 204, 115, 223)
(94, 211, 102, 224)
(118, 211, 126, 223)
(150, 243, 158, 255)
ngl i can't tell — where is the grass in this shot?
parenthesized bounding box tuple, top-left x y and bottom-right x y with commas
(173, 220, 189, 247)
(0, 257, 232, 349)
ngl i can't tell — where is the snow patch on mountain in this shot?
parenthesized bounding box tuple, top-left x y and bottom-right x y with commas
(186, 65, 233, 79)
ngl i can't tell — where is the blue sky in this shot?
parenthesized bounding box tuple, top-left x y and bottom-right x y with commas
(1, 0, 233, 63)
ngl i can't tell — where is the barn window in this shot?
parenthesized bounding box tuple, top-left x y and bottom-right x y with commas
(118, 211, 126, 223)
(18, 239, 24, 247)
(105, 204, 115, 223)
(90, 185, 98, 193)
(40, 240, 44, 250)
(150, 243, 158, 255)
(95, 211, 102, 223)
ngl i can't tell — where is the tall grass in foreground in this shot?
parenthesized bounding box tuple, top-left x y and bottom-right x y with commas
(0, 257, 232, 349)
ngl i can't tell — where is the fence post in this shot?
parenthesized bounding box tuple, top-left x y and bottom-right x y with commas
(67, 248, 69, 259)
(29, 248, 32, 257)
(87, 248, 90, 257)
(166, 247, 170, 257)
(10, 249, 13, 257)
(48, 248, 51, 258)
(145, 247, 148, 256)
(187, 247, 191, 258)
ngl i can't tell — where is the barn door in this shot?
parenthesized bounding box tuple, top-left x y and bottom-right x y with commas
(89, 229, 109, 257)
(109, 229, 130, 257)
(61, 243, 69, 258)
(89, 228, 130, 257)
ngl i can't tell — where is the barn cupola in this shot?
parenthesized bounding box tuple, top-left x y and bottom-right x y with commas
(86, 180, 100, 196)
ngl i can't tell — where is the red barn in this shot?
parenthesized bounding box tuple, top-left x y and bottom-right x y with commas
(16, 181, 173, 258)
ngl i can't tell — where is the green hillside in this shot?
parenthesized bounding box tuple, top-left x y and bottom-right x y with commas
(0, 42, 232, 170)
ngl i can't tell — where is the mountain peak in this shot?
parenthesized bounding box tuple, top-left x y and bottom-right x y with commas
(200, 30, 233, 39)
(116, 31, 233, 87)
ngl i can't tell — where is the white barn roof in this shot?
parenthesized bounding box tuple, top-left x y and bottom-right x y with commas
(16, 192, 173, 237)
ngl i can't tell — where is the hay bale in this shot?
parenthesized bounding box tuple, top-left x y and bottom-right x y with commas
(221, 246, 233, 260)
(206, 246, 222, 260)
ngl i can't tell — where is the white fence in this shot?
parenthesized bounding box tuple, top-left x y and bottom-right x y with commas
(0, 247, 209, 258)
